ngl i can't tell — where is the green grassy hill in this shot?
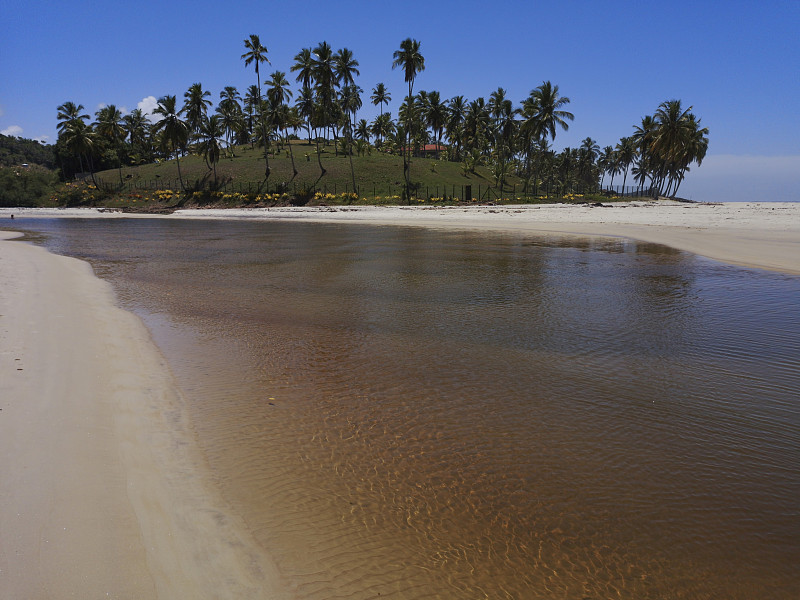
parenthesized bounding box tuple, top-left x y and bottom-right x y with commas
(94, 140, 532, 203)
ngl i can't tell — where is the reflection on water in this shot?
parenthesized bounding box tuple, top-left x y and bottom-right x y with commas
(8, 218, 800, 599)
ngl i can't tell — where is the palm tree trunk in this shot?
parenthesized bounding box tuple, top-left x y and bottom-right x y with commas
(286, 130, 298, 178)
(87, 153, 98, 188)
(174, 144, 185, 191)
(316, 137, 326, 178)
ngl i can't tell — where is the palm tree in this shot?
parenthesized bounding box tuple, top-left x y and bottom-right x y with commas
(62, 119, 97, 186)
(267, 71, 293, 107)
(243, 85, 261, 146)
(340, 83, 362, 191)
(355, 119, 371, 144)
(268, 70, 298, 178)
(152, 95, 189, 190)
(57, 101, 90, 135)
(529, 81, 574, 143)
(183, 83, 212, 141)
(597, 145, 614, 190)
(217, 86, 243, 156)
(423, 90, 447, 159)
(95, 104, 126, 184)
(295, 84, 315, 143)
(632, 115, 657, 194)
(392, 38, 425, 201)
(487, 87, 516, 189)
(198, 115, 224, 185)
(577, 137, 600, 192)
(370, 83, 391, 144)
(312, 41, 336, 177)
(615, 136, 636, 195)
(446, 95, 467, 161)
(650, 100, 709, 197)
(371, 112, 394, 148)
(241, 34, 271, 179)
(123, 108, 151, 164)
(291, 48, 315, 89)
(333, 47, 360, 88)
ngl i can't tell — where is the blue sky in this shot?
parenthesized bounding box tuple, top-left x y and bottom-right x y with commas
(1, 0, 798, 201)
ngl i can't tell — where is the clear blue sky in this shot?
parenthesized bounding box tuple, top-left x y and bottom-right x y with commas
(2, 0, 798, 201)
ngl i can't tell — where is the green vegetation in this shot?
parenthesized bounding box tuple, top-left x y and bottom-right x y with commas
(0, 133, 56, 168)
(0, 166, 59, 207)
(44, 35, 709, 209)
(0, 134, 59, 207)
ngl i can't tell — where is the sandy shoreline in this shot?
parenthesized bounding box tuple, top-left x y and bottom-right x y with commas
(0, 231, 287, 599)
(3, 201, 800, 274)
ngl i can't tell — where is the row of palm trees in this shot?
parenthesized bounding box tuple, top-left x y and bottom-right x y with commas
(55, 35, 708, 198)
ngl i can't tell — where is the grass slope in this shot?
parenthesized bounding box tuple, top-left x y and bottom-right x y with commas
(95, 141, 524, 200)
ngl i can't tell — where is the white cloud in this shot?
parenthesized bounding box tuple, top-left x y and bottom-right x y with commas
(137, 96, 160, 123)
(34, 135, 50, 144)
(96, 102, 106, 111)
(1, 125, 23, 137)
(680, 155, 800, 202)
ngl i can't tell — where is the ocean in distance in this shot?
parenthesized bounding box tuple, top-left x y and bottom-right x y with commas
(8, 217, 800, 599)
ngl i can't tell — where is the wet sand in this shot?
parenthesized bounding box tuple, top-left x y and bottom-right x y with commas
(0, 231, 287, 599)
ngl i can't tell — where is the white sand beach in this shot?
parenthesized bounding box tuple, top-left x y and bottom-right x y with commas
(1, 200, 798, 596)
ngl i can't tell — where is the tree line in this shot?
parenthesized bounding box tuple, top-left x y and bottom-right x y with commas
(56, 36, 709, 199)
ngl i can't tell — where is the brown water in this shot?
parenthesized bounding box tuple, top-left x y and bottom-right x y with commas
(9, 217, 800, 599)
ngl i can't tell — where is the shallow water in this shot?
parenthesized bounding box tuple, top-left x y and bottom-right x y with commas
(8, 217, 800, 599)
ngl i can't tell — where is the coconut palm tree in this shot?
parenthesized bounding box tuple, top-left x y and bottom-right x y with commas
(423, 90, 447, 159)
(631, 115, 657, 194)
(216, 86, 243, 156)
(392, 38, 425, 201)
(268, 71, 298, 178)
(62, 118, 97, 186)
(152, 95, 189, 190)
(291, 48, 315, 89)
(597, 145, 614, 190)
(183, 83, 212, 141)
(577, 137, 600, 191)
(649, 100, 709, 197)
(57, 101, 90, 134)
(123, 108, 151, 164)
(355, 119, 371, 144)
(371, 112, 394, 148)
(295, 84, 315, 143)
(446, 95, 467, 161)
(241, 34, 271, 179)
(242, 85, 261, 147)
(528, 81, 574, 143)
(333, 47, 360, 88)
(311, 41, 336, 177)
(95, 104, 126, 184)
(339, 83, 362, 191)
(198, 114, 224, 185)
(370, 83, 391, 144)
(615, 136, 636, 195)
